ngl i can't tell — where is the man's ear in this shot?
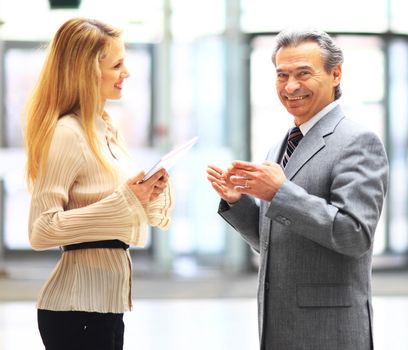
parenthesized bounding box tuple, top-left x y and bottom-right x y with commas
(332, 64, 342, 86)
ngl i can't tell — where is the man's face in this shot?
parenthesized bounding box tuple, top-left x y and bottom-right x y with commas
(275, 41, 341, 125)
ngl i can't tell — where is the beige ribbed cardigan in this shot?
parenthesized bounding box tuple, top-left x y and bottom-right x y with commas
(28, 114, 174, 313)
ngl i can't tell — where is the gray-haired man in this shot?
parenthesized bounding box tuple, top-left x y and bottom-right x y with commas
(207, 29, 388, 350)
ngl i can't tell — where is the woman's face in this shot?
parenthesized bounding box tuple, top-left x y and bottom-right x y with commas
(99, 37, 130, 103)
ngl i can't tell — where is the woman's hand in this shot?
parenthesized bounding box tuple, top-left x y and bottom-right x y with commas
(127, 169, 169, 205)
(206, 165, 242, 204)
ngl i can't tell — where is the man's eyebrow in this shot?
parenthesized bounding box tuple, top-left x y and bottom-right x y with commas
(276, 65, 313, 73)
(295, 65, 313, 70)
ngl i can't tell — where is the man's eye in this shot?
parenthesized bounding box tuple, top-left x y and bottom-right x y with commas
(298, 71, 311, 78)
(114, 63, 122, 69)
(277, 73, 288, 80)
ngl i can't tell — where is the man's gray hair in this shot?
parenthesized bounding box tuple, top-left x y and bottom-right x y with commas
(271, 29, 344, 100)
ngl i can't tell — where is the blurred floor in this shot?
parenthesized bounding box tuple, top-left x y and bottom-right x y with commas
(0, 299, 259, 350)
(1, 297, 408, 350)
(1, 257, 408, 349)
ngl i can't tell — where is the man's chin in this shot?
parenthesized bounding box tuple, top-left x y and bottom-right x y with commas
(285, 105, 305, 115)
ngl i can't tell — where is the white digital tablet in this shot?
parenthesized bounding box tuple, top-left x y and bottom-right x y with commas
(141, 136, 199, 182)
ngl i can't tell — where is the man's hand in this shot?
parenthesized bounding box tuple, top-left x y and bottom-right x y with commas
(207, 165, 242, 204)
(227, 160, 286, 201)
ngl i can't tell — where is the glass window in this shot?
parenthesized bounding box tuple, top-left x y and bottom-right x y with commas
(1, 43, 47, 249)
(241, 0, 388, 33)
(2, 157, 31, 249)
(390, 0, 408, 33)
(4, 44, 46, 147)
(170, 0, 225, 41)
(0, 0, 163, 42)
(168, 37, 231, 258)
(335, 36, 385, 137)
(388, 39, 408, 253)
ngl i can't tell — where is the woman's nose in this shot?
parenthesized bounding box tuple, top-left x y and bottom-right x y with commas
(120, 69, 130, 79)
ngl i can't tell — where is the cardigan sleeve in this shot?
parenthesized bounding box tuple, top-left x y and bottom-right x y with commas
(28, 123, 149, 250)
(143, 181, 175, 230)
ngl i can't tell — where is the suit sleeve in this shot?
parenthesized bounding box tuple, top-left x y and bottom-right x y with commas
(218, 195, 261, 252)
(266, 131, 388, 258)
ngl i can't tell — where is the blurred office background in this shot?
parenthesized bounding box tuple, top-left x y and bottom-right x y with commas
(1, 0, 408, 349)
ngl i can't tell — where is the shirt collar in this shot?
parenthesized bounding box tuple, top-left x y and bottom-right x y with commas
(298, 101, 338, 136)
(94, 115, 106, 134)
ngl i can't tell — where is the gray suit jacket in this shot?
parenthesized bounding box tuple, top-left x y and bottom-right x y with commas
(219, 106, 389, 350)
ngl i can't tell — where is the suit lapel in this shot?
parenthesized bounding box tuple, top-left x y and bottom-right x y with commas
(284, 106, 345, 180)
(268, 134, 288, 163)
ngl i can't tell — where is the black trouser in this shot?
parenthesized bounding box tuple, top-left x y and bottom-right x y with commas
(38, 309, 124, 350)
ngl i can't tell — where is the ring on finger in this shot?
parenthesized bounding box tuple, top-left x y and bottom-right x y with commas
(245, 179, 249, 188)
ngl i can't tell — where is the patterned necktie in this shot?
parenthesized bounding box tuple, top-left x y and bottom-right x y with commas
(281, 127, 303, 168)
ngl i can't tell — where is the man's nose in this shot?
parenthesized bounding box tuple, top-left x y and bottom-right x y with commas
(285, 76, 300, 94)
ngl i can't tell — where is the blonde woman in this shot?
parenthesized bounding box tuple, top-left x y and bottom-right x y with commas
(24, 18, 174, 350)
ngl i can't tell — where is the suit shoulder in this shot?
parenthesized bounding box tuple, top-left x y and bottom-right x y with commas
(332, 118, 387, 167)
(335, 117, 382, 141)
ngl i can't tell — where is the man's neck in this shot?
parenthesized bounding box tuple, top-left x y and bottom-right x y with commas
(296, 101, 338, 135)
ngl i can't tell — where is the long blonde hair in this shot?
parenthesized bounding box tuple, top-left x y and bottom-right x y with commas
(24, 18, 122, 187)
